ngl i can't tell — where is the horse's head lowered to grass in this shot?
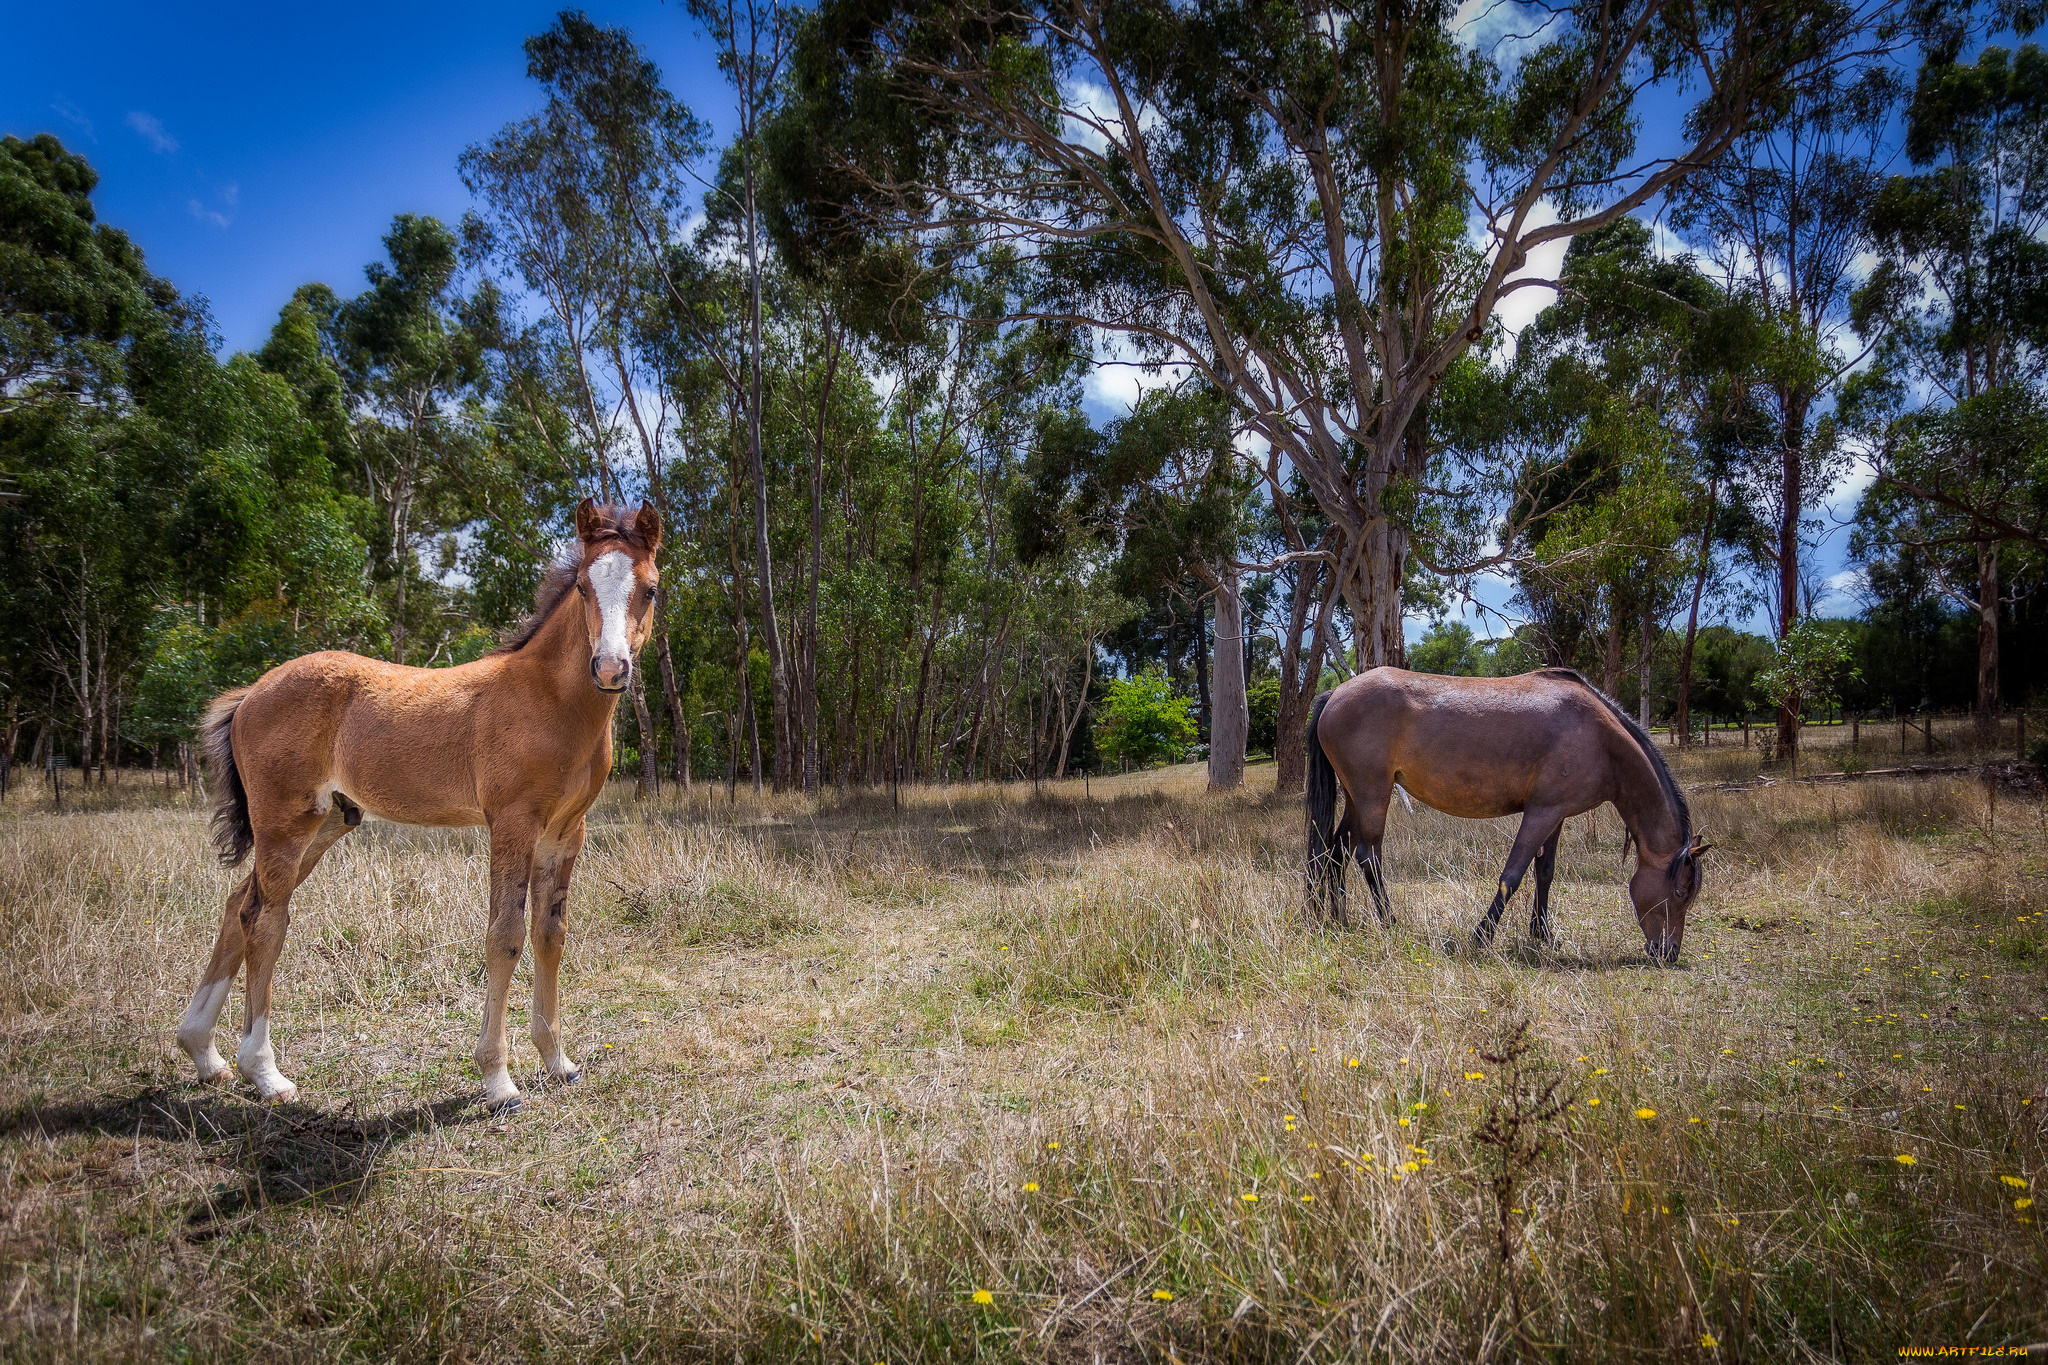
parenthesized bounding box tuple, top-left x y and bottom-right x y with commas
(1631, 832, 1712, 965)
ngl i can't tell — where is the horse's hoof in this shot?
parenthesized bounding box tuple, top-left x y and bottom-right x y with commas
(255, 1081, 298, 1105)
(194, 1064, 233, 1086)
(484, 1092, 525, 1116)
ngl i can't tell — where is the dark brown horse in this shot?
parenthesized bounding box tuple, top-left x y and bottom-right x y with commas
(177, 500, 661, 1110)
(1306, 667, 1709, 962)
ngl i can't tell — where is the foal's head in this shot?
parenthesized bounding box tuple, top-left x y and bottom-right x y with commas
(571, 498, 662, 693)
(1629, 834, 1711, 964)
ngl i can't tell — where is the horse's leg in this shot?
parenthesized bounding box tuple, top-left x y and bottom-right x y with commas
(527, 818, 585, 1084)
(1473, 809, 1566, 948)
(235, 813, 326, 1102)
(177, 876, 253, 1083)
(176, 804, 352, 1084)
(476, 814, 541, 1112)
(1529, 829, 1560, 945)
(1348, 792, 1394, 925)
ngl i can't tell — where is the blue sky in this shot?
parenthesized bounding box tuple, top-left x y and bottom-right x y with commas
(0, 0, 728, 355)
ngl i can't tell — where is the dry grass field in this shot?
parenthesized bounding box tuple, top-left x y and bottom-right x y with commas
(2, 721, 2045, 1362)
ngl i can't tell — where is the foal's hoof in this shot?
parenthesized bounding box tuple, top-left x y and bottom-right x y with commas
(484, 1092, 525, 1116)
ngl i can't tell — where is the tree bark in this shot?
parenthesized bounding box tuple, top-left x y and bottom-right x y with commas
(1775, 403, 1809, 762)
(1637, 603, 1656, 730)
(1274, 545, 1339, 796)
(742, 123, 790, 792)
(1673, 477, 1717, 745)
(1207, 565, 1249, 791)
(1976, 542, 2000, 746)
(628, 667, 657, 800)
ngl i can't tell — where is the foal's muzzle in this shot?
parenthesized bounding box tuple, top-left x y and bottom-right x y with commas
(591, 656, 631, 693)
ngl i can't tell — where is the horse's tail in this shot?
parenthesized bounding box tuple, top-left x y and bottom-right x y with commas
(1305, 691, 1346, 920)
(201, 687, 254, 868)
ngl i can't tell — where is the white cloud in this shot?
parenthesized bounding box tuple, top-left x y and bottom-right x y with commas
(125, 111, 177, 154)
(1480, 198, 1571, 357)
(187, 199, 229, 229)
(50, 99, 94, 140)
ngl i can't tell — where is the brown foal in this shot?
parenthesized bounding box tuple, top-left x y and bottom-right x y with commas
(1307, 667, 1710, 962)
(177, 500, 661, 1109)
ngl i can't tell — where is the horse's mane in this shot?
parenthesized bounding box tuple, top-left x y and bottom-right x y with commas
(1536, 667, 1692, 875)
(490, 505, 653, 655)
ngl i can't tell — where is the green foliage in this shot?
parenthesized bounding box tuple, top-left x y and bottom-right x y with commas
(1409, 621, 1484, 676)
(1094, 671, 1196, 769)
(1757, 619, 1861, 722)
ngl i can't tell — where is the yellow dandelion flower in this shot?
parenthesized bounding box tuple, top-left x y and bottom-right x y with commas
(1895, 1154, 1917, 1166)
(1399, 1116, 1411, 1127)
(1047, 1141, 1059, 1150)
(972, 1289, 994, 1305)
(1241, 1192, 1259, 1203)
(1465, 1071, 1485, 1081)
(1636, 1108, 1657, 1120)
(2018, 1198, 2036, 1210)
(1151, 1289, 1174, 1302)
(2000, 1175, 2028, 1189)
(1023, 1182, 1039, 1192)
(1258, 1075, 1269, 1083)
(1402, 1160, 1419, 1172)
(1592, 1068, 1610, 1076)
(1310, 1171, 1322, 1178)
(1587, 1098, 1601, 1107)
(1285, 1114, 1297, 1121)
(1348, 1058, 1360, 1068)
(1689, 1117, 1703, 1124)
(1413, 1102, 1428, 1112)
(1301, 1193, 1314, 1202)
(1701, 1333, 1718, 1348)
(1360, 1154, 1374, 1163)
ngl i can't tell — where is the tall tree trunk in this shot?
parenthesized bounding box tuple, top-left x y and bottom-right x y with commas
(1602, 602, 1623, 697)
(1674, 478, 1718, 746)
(655, 612, 689, 791)
(743, 139, 790, 792)
(1055, 636, 1096, 779)
(1208, 565, 1249, 791)
(1637, 604, 1656, 730)
(1775, 401, 1809, 762)
(1274, 539, 1339, 795)
(1976, 542, 2000, 746)
(628, 668, 657, 800)
(1193, 597, 1211, 744)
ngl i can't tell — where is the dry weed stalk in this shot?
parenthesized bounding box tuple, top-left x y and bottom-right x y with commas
(1472, 1016, 1575, 1349)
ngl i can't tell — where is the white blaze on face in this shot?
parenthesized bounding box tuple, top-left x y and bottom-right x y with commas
(588, 550, 636, 683)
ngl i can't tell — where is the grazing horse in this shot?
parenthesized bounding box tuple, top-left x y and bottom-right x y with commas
(1306, 667, 1709, 962)
(176, 500, 661, 1110)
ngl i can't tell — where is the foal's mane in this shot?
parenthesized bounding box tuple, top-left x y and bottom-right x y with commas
(1536, 667, 1693, 875)
(490, 506, 653, 655)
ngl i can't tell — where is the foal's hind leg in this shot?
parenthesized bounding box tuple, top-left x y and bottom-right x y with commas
(178, 803, 351, 1087)
(1529, 830, 1560, 946)
(1473, 808, 1567, 949)
(527, 818, 585, 1085)
(233, 809, 334, 1101)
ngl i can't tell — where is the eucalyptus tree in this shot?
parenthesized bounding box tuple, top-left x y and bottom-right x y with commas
(463, 12, 712, 792)
(331, 214, 488, 667)
(1500, 219, 1770, 732)
(1013, 385, 1254, 787)
(773, 0, 1876, 672)
(1850, 37, 2048, 741)
(1672, 9, 1900, 758)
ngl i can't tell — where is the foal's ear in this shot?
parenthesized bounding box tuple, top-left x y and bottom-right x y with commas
(574, 497, 602, 543)
(634, 501, 662, 555)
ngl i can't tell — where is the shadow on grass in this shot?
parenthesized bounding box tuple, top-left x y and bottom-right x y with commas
(0, 1086, 479, 1238)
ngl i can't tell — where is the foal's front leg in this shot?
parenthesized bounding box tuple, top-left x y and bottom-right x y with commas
(475, 815, 540, 1112)
(1473, 809, 1566, 948)
(527, 819, 585, 1085)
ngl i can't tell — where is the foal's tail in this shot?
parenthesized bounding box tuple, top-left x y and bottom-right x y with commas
(1305, 691, 1346, 920)
(201, 687, 254, 868)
